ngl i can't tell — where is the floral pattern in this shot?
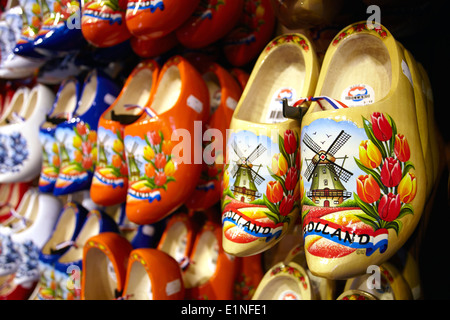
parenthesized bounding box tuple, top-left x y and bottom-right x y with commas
(263, 130, 300, 225)
(270, 264, 308, 290)
(332, 22, 388, 46)
(265, 34, 309, 52)
(69, 122, 97, 173)
(354, 112, 416, 234)
(0, 132, 28, 174)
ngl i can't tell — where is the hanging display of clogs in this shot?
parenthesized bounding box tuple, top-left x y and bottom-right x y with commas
(0, 0, 447, 305)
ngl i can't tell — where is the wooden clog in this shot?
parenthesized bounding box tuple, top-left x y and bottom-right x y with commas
(90, 60, 160, 207)
(295, 22, 427, 280)
(221, 33, 319, 257)
(81, 232, 133, 300)
(120, 248, 185, 300)
(123, 55, 210, 225)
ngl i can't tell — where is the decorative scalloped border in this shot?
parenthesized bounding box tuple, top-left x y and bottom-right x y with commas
(332, 22, 388, 46)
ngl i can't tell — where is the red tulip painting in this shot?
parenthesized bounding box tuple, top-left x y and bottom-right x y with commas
(354, 112, 417, 235)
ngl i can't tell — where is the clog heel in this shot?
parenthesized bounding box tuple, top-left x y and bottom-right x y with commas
(125, 0, 199, 40)
(120, 248, 185, 300)
(221, 33, 319, 257)
(38, 77, 82, 193)
(81, 232, 133, 300)
(81, 0, 131, 48)
(90, 60, 160, 207)
(184, 219, 237, 300)
(186, 62, 243, 211)
(0, 84, 55, 184)
(53, 69, 120, 196)
(124, 55, 210, 225)
(288, 22, 427, 280)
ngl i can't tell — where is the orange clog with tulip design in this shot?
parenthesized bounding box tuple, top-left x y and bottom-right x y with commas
(222, 0, 276, 67)
(124, 55, 210, 225)
(176, 0, 244, 49)
(120, 248, 185, 300)
(81, 0, 131, 48)
(81, 232, 133, 300)
(184, 219, 237, 300)
(185, 62, 243, 211)
(125, 0, 200, 40)
(90, 60, 160, 207)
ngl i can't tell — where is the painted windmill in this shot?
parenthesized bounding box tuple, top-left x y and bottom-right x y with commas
(303, 130, 353, 207)
(57, 133, 70, 168)
(229, 140, 266, 202)
(125, 142, 141, 182)
(97, 134, 110, 167)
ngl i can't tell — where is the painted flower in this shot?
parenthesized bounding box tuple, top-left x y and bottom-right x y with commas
(398, 172, 417, 203)
(359, 140, 382, 169)
(74, 150, 83, 162)
(82, 141, 92, 155)
(279, 195, 294, 216)
(162, 140, 173, 155)
(378, 193, 401, 222)
(222, 169, 229, 190)
(356, 174, 381, 203)
(73, 135, 82, 149)
(88, 131, 97, 144)
(371, 112, 392, 141)
(164, 160, 175, 176)
(154, 172, 167, 186)
(284, 130, 297, 154)
(143, 145, 155, 161)
(112, 154, 122, 168)
(285, 167, 298, 191)
(380, 157, 402, 187)
(147, 130, 161, 146)
(266, 180, 283, 203)
(52, 155, 60, 167)
(112, 139, 124, 154)
(76, 122, 87, 136)
(394, 134, 410, 162)
(154, 153, 166, 169)
(271, 153, 288, 176)
(81, 156, 93, 170)
(145, 163, 155, 178)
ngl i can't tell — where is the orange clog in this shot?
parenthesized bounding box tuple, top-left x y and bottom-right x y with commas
(222, 0, 276, 67)
(125, 0, 200, 40)
(184, 219, 237, 300)
(176, 0, 244, 49)
(81, 232, 133, 300)
(124, 55, 210, 225)
(157, 212, 197, 271)
(229, 68, 250, 91)
(81, 0, 131, 48)
(120, 248, 185, 300)
(130, 32, 179, 58)
(90, 60, 160, 207)
(185, 62, 243, 211)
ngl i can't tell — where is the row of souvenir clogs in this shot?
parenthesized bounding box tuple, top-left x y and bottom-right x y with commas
(0, 186, 422, 300)
(0, 0, 278, 80)
(1, 20, 447, 283)
(219, 19, 446, 282)
(0, 54, 248, 226)
(0, 192, 263, 300)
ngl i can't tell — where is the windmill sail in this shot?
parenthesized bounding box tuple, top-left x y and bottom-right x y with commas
(326, 130, 351, 156)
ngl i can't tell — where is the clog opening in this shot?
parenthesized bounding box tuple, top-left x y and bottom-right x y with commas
(255, 275, 304, 300)
(158, 221, 189, 264)
(41, 206, 77, 255)
(84, 248, 118, 300)
(19, 88, 37, 120)
(183, 230, 219, 288)
(10, 193, 39, 234)
(202, 71, 221, 117)
(3, 189, 35, 227)
(58, 213, 100, 263)
(234, 44, 306, 124)
(105, 68, 156, 123)
(314, 33, 391, 111)
(43, 81, 78, 128)
(147, 65, 181, 116)
(76, 73, 98, 116)
(0, 88, 26, 124)
(123, 260, 152, 300)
